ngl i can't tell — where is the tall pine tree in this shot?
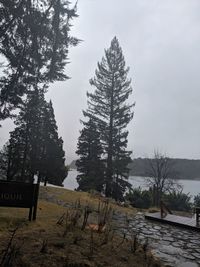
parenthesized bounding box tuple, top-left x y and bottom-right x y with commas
(83, 37, 134, 200)
(76, 118, 104, 192)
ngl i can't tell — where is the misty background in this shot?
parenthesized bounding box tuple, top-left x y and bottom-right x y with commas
(1, 0, 200, 163)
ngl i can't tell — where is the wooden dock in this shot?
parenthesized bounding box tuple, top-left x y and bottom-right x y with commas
(145, 212, 200, 232)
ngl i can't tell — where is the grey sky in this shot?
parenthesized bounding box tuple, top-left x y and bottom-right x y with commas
(1, 0, 200, 163)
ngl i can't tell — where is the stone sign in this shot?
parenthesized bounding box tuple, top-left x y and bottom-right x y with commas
(0, 180, 39, 221)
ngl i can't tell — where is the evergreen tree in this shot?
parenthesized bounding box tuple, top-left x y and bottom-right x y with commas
(76, 118, 104, 192)
(39, 100, 67, 186)
(7, 89, 45, 181)
(0, 143, 9, 180)
(0, 0, 79, 120)
(6, 89, 67, 185)
(84, 37, 134, 200)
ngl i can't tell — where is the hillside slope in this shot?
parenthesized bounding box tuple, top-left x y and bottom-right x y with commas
(0, 186, 162, 267)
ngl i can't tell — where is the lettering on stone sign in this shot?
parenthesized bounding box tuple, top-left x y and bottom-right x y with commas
(0, 192, 23, 201)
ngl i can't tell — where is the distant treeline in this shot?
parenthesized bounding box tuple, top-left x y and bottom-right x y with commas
(70, 158, 200, 180)
(129, 158, 200, 180)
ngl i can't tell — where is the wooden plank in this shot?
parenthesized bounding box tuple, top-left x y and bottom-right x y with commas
(145, 212, 200, 232)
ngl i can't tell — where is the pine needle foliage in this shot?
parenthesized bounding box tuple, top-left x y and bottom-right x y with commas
(77, 37, 134, 201)
(76, 118, 105, 192)
(0, 0, 79, 119)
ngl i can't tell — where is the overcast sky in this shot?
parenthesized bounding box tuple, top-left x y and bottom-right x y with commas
(1, 0, 200, 163)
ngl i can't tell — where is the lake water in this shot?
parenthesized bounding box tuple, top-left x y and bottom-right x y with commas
(64, 170, 200, 198)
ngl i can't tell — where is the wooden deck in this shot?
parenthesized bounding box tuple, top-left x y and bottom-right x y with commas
(145, 212, 200, 232)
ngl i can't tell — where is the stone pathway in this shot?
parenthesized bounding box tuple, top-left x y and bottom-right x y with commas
(114, 212, 200, 267)
(39, 188, 200, 266)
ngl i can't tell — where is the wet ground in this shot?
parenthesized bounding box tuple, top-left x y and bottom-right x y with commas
(39, 188, 200, 267)
(114, 212, 200, 267)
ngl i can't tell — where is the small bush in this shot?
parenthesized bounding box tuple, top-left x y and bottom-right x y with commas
(163, 190, 192, 211)
(125, 187, 152, 209)
(194, 193, 200, 207)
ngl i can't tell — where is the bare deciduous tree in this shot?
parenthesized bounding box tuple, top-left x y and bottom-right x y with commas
(145, 151, 182, 206)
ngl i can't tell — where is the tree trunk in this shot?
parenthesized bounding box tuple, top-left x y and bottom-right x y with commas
(21, 125, 29, 180)
(105, 78, 114, 197)
(6, 146, 12, 181)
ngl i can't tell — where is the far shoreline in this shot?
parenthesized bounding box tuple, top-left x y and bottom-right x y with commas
(69, 169, 200, 181)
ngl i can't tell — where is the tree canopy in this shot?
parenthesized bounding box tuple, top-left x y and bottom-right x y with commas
(0, 0, 79, 119)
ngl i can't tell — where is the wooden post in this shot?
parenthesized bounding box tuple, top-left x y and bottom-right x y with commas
(29, 206, 33, 221)
(196, 207, 200, 226)
(160, 200, 172, 218)
(160, 201, 165, 218)
(32, 183, 39, 221)
(153, 185, 156, 206)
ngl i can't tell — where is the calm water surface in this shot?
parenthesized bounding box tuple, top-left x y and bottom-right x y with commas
(64, 170, 200, 197)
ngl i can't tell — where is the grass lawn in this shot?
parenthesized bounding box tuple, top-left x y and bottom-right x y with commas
(0, 186, 162, 267)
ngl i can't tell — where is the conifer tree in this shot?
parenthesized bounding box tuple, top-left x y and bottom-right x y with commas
(39, 100, 67, 186)
(7, 89, 45, 181)
(76, 118, 104, 192)
(0, 0, 79, 120)
(6, 89, 67, 185)
(0, 143, 9, 179)
(84, 37, 134, 200)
